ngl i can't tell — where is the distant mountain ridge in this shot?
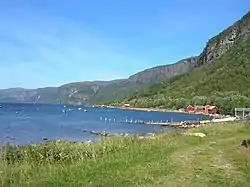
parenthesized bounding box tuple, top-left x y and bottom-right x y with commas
(3, 11, 249, 106)
(0, 56, 198, 104)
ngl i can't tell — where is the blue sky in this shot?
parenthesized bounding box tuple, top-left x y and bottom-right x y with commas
(0, 0, 249, 89)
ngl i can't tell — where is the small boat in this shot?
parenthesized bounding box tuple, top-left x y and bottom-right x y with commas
(78, 107, 82, 111)
(83, 109, 87, 112)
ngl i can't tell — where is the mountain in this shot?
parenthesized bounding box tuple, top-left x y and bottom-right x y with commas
(196, 11, 250, 67)
(4, 11, 249, 107)
(112, 11, 250, 114)
(0, 57, 197, 104)
(128, 57, 198, 83)
(0, 87, 59, 103)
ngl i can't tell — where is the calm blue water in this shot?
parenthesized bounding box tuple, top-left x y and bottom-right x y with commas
(0, 103, 212, 145)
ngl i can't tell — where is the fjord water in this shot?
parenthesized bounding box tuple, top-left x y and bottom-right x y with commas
(0, 103, 212, 145)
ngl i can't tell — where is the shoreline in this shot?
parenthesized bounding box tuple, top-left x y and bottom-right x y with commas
(94, 105, 231, 119)
(4, 119, 238, 147)
(3, 120, 216, 147)
(111, 106, 228, 118)
(1, 120, 244, 148)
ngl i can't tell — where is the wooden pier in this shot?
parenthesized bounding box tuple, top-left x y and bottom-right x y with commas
(121, 120, 207, 129)
(119, 120, 206, 129)
(99, 117, 209, 129)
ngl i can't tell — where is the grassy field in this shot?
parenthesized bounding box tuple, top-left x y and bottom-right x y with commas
(1, 122, 250, 187)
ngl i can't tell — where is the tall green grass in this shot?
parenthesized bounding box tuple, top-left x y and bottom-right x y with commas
(1, 123, 250, 187)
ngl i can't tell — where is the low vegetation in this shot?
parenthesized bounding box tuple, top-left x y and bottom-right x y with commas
(109, 38, 250, 115)
(1, 122, 250, 186)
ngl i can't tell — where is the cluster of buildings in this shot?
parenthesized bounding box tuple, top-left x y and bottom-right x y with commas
(184, 105, 218, 114)
(97, 103, 219, 115)
(122, 104, 219, 114)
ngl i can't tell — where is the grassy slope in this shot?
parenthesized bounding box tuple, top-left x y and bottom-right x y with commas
(1, 122, 250, 187)
(119, 38, 250, 114)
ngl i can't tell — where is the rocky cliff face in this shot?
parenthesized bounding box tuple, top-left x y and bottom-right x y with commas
(196, 11, 250, 66)
(128, 57, 198, 84)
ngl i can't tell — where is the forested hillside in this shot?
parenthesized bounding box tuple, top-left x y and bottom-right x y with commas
(112, 38, 250, 114)
(110, 11, 250, 114)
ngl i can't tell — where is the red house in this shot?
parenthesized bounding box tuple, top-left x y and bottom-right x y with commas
(185, 104, 218, 114)
(207, 106, 218, 114)
(184, 105, 195, 112)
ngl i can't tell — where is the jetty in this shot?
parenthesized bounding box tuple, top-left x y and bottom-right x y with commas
(119, 120, 207, 129)
(98, 116, 211, 129)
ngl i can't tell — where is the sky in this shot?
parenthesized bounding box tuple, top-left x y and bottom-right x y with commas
(0, 0, 249, 89)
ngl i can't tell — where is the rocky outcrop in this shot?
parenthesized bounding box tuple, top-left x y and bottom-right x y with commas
(196, 11, 250, 66)
(128, 57, 198, 84)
